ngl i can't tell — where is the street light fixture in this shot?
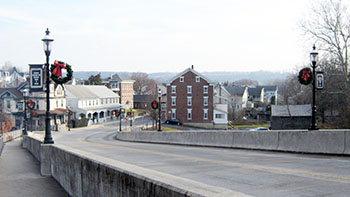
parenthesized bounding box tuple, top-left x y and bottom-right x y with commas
(42, 28, 54, 144)
(309, 45, 319, 130)
(158, 88, 162, 132)
(23, 88, 29, 135)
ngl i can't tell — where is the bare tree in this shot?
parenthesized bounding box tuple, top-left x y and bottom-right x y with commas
(233, 79, 259, 86)
(301, 0, 350, 75)
(131, 72, 157, 95)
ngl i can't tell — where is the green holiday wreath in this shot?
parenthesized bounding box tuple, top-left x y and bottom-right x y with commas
(50, 60, 73, 84)
(298, 67, 313, 85)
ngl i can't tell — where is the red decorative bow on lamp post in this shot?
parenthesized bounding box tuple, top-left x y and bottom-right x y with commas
(52, 60, 66, 77)
(302, 70, 311, 81)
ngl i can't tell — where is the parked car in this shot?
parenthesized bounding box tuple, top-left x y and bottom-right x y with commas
(165, 119, 182, 126)
(249, 127, 269, 131)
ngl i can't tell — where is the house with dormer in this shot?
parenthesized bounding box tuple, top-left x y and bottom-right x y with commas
(29, 83, 68, 131)
(0, 82, 27, 129)
(166, 66, 227, 129)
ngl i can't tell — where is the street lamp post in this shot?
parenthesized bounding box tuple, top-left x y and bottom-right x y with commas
(23, 88, 29, 135)
(309, 45, 319, 130)
(42, 28, 54, 144)
(158, 88, 162, 132)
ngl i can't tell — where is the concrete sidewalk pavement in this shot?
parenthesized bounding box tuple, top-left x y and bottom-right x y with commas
(0, 138, 68, 197)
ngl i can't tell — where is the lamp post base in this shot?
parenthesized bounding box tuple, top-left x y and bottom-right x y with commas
(43, 138, 54, 144)
(308, 125, 319, 130)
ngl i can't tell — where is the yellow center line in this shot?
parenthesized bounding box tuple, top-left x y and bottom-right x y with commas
(77, 136, 350, 183)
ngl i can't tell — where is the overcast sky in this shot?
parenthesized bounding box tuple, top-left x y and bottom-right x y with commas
(1, 0, 315, 73)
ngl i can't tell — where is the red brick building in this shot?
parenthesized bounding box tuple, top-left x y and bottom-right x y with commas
(166, 67, 214, 128)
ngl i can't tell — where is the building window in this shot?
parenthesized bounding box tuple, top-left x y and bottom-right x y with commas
(215, 114, 224, 119)
(56, 100, 59, 108)
(196, 76, 200, 82)
(17, 102, 23, 111)
(203, 109, 208, 120)
(187, 96, 192, 106)
(7, 100, 10, 109)
(171, 96, 176, 106)
(61, 100, 64, 107)
(171, 86, 176, 94)
(180, 76, 184, 82)
(204, 96, 208, 106)
(203, 86, 208, 94)
(89, 100, 91, 106)
(187, 109, 192, 120)
(171, 109, 176, 119)
(187, 86, 192, 94)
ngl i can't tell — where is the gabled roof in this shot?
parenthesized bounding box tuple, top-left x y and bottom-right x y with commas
(167, 67, 213, 85)
(248, 87, 263, 97)
(259, 85, 277, 92)
(16, 82, 28, 91)
(0, 88, 23, 99)
(224, 86, 246, 96)
(111, 73, 122, 81)
(271, 105, 311, 117)
(65, 85, 119, 99)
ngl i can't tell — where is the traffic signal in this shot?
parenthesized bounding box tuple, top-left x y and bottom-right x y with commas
(115, 111, 120, 117)
(127, 111, 131, 117)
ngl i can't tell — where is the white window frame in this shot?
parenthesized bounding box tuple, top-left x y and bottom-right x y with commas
(171, 86, 176, 94)
(187, 86, 192, 94)
(203, 85, 208, 94)
(171, 108, 176, 119)
(187, 96, 192, 106)
(196, 76, 200, 82)
(171, 96, 176, 106)
(203, 109, 208, 120)
(204, 96, 208, 106)
(180, 76, 184, 82)
(187, 109, 192, 120)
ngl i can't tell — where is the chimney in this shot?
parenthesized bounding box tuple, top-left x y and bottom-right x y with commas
(191, 65, 194, 70)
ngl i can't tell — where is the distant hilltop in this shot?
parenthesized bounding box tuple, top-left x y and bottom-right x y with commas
(72, 71, 290, 85)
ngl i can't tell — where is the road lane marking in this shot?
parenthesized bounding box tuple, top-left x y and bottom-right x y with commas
(77, 136, 350, 183)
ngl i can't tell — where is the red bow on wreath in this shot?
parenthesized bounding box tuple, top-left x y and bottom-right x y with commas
(302, 70, 311, 81)
(52, 60, 66, 77)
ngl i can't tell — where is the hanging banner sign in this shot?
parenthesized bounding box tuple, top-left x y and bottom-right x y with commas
(29, 64, 44, 92)
(316, 72, 324, 90)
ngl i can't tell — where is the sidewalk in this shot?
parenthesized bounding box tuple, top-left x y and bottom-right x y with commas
(0, 139, 68, 197)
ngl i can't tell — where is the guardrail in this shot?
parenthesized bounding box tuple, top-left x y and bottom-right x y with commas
(22, 135, 250, 197)
(116, 130, 350, 155)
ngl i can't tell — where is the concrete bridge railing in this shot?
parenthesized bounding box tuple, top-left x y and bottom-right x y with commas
(116, 130, 350, 155)
(22, 134, 250, 197)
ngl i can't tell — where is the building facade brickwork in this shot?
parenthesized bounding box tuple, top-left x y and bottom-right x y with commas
(166, 68, 213, 125)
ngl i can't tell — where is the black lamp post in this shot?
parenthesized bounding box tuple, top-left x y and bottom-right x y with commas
(42, 28, 54, 144)
(158, 88, 162, 132)
(309, 45, 319, 130)
(23, 88, 29, 135)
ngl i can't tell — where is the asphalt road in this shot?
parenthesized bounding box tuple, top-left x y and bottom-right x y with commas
(53, 122, 350, 197)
